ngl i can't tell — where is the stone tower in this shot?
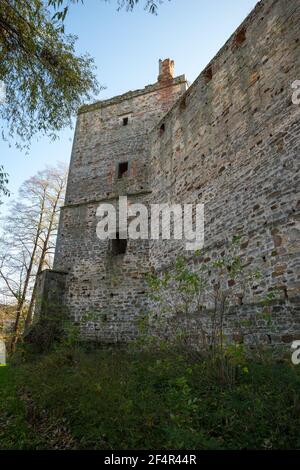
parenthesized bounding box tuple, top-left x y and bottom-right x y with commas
(35, 0, 300, 346)
(52, 60, 188, 341)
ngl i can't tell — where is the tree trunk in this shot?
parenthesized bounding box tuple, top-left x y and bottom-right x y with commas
(24, 180, 64, 330)
(10, 190, 47, 351)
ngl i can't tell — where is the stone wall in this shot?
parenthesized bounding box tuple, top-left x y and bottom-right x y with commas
(24, 269, 68, 350)
(39, 0, 300, 345)
(33, 269, 67, 324)
(53, 65, 187, 341)
(148, 0, 300, 344)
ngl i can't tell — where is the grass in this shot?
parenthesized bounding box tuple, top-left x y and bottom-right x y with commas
(0, 344, 300, 450)
(0, 364, 34, 449)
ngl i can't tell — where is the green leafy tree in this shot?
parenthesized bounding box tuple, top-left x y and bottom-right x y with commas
(0, 0, 99, 148)
(0, 0, 167, 199)
(49, 0, 167, 19)
(0, 0, 167, 148)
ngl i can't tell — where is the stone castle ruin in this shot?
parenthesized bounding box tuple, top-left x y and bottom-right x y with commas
(36, 0, 300, 345)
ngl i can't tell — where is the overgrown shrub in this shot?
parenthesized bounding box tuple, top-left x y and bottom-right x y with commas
(141, 236, 281, 383)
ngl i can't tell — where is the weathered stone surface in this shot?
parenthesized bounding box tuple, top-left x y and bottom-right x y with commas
(48, 61, 187, 343)
(24, 270, 68, 350)
(37, 0, 300, 345)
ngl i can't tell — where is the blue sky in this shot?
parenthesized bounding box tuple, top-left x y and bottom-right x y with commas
(0, 0, 258, 212)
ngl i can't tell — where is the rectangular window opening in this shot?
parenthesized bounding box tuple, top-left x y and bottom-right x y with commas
(204, 66, 213, 83)
(160, 123, 165, 136)
(111, 232, 127, 256)
(117, 161, 129, 179)
(179, 97, 187, 112)
(123, 117, 129, 126)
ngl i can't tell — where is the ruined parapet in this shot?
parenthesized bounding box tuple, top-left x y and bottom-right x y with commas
(33, 270, 67, 322)
(24, 269, 68, 351)
(158, 59, 175, 82)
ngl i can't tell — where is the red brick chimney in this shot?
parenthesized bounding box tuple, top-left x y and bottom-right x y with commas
(158, 59, 174, 82)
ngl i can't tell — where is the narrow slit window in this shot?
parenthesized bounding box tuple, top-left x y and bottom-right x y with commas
(118, 161, 128, 179)
(160, 123, 165, 136)
(111, 232, 127, 255)
(232, 27, 247, 49)
(204, 65, 213, 83)
(123, 117, 129, 126)
(180, 96, 187, 112)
